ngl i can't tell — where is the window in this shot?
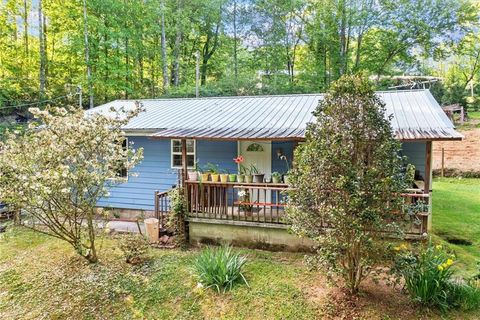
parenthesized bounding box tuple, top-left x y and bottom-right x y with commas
(246, 143, 264, 152)
(118, 138, 128, 178)
(171, 139, 196, 169)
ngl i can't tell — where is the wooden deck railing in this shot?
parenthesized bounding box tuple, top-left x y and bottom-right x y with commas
(183, 181, 431, 236)
(154, 189, 173, 227)
(185, 181, 290, 224)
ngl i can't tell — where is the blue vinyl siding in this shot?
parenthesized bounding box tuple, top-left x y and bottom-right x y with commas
(99, 139, 427, 211)
(196, 140, 238, 173)
(98, 137, 178, 211)
(99, 138, 238, 211)
(401, 141, 426, 179)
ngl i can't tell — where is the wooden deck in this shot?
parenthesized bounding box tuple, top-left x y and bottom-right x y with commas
(154, 180, 431, 237)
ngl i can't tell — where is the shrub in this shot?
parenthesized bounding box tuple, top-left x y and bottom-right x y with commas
(194, 245, 248, 293)
(392, 241, 480, 311)
(287, 75, 409, 294)
(118, 233, 150, 264)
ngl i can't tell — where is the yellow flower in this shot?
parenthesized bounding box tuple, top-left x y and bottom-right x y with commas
(436, 245, 442, 250)
(394, 243, 408, 251)
(446, 258, 454, 266)
(437, 265, 444, 271)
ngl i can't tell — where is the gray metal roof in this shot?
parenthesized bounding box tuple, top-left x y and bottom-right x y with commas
(88, 90, 462, 141)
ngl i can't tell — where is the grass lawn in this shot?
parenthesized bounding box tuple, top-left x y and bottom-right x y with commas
(432, 177, 480, 276)
(0, 179, 479, 319)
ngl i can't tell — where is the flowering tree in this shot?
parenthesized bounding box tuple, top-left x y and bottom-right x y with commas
(286, 75, 409, 294)
(0, 105, 143, 263)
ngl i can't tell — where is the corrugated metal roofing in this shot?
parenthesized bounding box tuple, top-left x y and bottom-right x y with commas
(88, 90, 462, 141)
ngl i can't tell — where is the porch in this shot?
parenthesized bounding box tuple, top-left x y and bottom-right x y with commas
(155, 178, 431, 244)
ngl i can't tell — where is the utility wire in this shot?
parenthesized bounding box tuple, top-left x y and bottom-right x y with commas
(0, 93, 77, 110)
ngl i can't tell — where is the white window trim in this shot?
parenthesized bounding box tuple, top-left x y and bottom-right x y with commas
(171, 139, 196, 169)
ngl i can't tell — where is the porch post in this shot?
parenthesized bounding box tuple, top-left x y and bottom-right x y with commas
(181, 139, 188, 186)
(424, 141, 433, 232)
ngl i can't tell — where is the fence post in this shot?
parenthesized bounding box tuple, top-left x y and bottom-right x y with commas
(441, 147, 444, 177)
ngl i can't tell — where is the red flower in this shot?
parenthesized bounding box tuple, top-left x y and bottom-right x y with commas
(233, 156, 244, 164)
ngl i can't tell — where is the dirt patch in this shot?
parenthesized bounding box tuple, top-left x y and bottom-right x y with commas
(304, 276, 439, 320)
(433, 128, 480, 172)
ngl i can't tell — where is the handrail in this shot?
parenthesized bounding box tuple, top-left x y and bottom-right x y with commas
(154, 188, 175, 227)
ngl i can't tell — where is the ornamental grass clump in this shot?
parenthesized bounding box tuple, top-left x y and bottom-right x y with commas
(392, 241, 480, 311)
(194, 245, 248, 293)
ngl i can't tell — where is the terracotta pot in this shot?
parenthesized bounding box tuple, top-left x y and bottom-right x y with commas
(236, 174, 245, 183)
(220, 174, 229, 183)
(210, 174, 220, 182)
(245, 175, 253, 183)
(228, 174, 237, 182)
(188, 171, 198, 181)
(253, 174, 265, 183)
(201, 173, 210, 182)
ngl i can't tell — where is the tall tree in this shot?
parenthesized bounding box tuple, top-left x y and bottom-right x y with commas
(82, 0, 94, 108)
(38, 0, 47, 97)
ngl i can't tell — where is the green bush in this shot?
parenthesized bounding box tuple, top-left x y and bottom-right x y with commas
(392, 241, 480, 311)
(194, 245, 248, 293)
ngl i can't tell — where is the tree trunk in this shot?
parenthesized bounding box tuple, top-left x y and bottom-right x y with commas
(233, 0, 238, 83)
(161, 0, 169, 92)
(82, 0, 94, 108)
(38, 0, 46, 97)
(23, 0, 28, 56)
(85, 212, 98, 263)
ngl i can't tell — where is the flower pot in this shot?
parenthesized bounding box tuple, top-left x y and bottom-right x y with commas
(283, 175, 290, 185)
(188, 171, 198, 181)
(245, 175, 253, 183)
(236, 174, 245, 183)
(201, 173, 210, 182)
(272, 176, 281, 184)
(220, 174, 229, 183)
(253, 174, 264, 183)
(228, 174, 237, 182)
(210, 174, 220, 182)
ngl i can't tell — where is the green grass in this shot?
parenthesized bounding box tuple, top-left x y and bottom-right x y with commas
(1, 178, 480, 319)
(468, 111, 480, 120)
(432, 178, 480, 276)
(0, 228, 320, 319)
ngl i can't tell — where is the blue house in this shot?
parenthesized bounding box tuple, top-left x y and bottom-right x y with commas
(89, 90, 461, 249)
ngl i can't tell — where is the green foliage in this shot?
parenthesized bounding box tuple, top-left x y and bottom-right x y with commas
(194, 245, 249, 293)
(287, 74, 409, 294)
(391, 241, 455, 310)
(167, 188, 187, 243)
(204, 163, 220, 174)
(391, 241, 480, 312)
(0, 0, 476, 113)
(117, 233, 150, 264)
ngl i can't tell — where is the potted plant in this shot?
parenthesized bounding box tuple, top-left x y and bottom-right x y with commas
(271, 171, 282, 184)
(205, 163, 220, 182)
(280, 155, 291, 185)
(228, 172, 237, 182)
(251, 164, 264, 183)
(187, 162, 200, 181)
(233, 156, 247, 183)
(220, 169, 229, 183)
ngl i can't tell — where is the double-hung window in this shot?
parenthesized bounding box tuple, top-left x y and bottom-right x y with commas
(171, 139, 195, 169)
